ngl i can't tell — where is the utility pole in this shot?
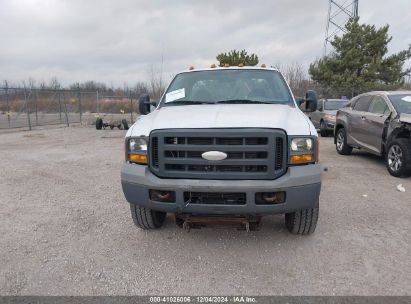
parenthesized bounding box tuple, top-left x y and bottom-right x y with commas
(324, 0, 359, 55)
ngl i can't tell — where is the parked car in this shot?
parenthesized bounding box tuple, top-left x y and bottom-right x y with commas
(335, 91, 411, 177)
(308, 98, 349, 137)
(121, 65, 321, 234)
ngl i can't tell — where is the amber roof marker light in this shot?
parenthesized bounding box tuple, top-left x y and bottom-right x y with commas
(223, 63, 230, 68)
(238, 63, 244, 67)
(189, 66, 195, 70)
(261, 64, 267, 68)
(210, 64, 217, 68)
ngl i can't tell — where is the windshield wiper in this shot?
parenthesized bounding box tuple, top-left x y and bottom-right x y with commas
(215, 99, 274, 104)
(165, 100, 215, 105)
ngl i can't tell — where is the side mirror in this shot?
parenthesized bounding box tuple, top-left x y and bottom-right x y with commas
(295, 97, 304, 107)
(139, 94, 151, 115)
(304, 90, 318, 112)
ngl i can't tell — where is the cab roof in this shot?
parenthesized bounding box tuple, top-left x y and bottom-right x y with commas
(178, 66, 280, 74)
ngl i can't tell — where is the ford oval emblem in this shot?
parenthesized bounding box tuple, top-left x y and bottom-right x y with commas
(201, 151, 228, 161)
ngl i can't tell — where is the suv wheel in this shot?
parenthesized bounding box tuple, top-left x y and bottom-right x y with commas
(386, 139, 411, 177)
(285, 199, 319, 235)
(320, 121, 328, 137)
(130, 204, 166, 229)
(336, 127, 353, 155)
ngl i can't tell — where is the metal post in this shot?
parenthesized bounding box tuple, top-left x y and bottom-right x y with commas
(78, 88, 82, 124)
(24, 87, 32, 131)
(96, 91, 99, 114)
(63, 92, 69, 127)
(5, 82, 10, 128)
(34, 89, 38, 126)
(130, 96, 133, 122)
(58, 90, 62, 122)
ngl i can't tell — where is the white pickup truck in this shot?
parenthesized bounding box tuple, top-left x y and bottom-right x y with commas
(121, 66, 321, 234)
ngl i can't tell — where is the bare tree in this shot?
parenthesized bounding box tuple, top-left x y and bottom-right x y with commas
(148, 64, 165, 100)
(27, 77, 36, 89)
(49, 77, 61, 90)
(274, 62, 308, 97)
(132, 81, 149, 97)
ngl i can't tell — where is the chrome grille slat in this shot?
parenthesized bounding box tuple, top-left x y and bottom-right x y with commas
(163, 158, 269, 165)
(162, 144, 270, 152)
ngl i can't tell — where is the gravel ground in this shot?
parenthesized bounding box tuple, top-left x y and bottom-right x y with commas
(0, 113, 134, 129)
(0, 126, 410, 296)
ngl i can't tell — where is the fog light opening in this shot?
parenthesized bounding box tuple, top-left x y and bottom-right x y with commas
(149, 190, 175, 203)
(255, 191, 285, 205)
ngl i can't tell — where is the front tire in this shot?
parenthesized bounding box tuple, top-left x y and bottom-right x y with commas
(122, 119, 129, 130)
(130, 204, 166, 229)
(285, 199, 319, 235)
(386, 139, 411, 177)
(95, 118, 103, 130)
(320, 121, 328, 137)
(336, 127, 353, 155)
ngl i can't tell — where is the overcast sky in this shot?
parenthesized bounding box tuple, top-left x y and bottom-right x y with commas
(1, 0, 410, 87)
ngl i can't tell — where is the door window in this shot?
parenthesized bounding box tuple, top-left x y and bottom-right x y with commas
(353, 95, 372, 111)
(317, 100, 324, 111)
(368, 96, 389, 114)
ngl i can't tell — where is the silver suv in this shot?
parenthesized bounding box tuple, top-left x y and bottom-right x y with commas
(334, 91, 411, 177)
(309, 98, 349, 137)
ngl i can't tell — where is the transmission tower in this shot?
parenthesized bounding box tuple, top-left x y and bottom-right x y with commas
(324, 0, 359, 55)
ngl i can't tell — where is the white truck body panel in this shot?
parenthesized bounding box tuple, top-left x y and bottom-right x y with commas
(128, 104, 316, 137)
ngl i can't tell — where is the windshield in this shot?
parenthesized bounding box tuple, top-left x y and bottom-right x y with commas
(161, 69, 292, 106)
(388, 94, 411, 114)
(324, 99, 349, 110)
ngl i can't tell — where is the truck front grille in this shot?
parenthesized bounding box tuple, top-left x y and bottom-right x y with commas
(184, 192, 246, 205)
(149, 128, 287, 180)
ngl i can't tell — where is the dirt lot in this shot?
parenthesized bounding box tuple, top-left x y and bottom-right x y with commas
(0, 126, 410, 295)
(0, 112, 134, 129)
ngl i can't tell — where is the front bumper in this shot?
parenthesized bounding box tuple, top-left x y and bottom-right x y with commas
(121, 163, 321, 215)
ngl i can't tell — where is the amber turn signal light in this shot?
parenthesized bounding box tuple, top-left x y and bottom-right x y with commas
(290, 154, 313, 164)
(129, 154, 148, 164)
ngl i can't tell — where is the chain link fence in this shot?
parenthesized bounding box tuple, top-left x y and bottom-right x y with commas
(0, 87, 138, 130)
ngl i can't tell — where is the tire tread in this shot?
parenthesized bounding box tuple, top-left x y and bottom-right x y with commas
(130, 204, 166, 229)
(285, 200, 319, 235)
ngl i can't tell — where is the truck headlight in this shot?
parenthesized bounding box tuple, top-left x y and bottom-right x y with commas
(126, 137, 148, 164)
(289, 137, 317, 164)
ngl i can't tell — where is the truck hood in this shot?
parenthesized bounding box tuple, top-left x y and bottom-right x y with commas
(128, 104, 315, 137)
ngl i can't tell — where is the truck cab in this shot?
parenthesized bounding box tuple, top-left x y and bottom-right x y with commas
(121, 66, 321, 234)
